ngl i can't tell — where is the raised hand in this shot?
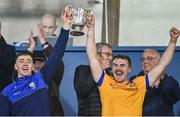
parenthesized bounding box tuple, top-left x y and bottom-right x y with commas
(61, 6, 73, 30)
(85, 14, 95, 29)
(27, 30, 36, 52)
(169, 27, 180, 42)
(37, 24, 46, 45)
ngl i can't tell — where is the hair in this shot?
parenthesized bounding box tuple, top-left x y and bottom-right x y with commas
(96, 42, 112, 53)
(41, 13, 57, 25)
(112, 54, 132, 67)
(143, 48, 161, 58)
(16, 51, 34, 62)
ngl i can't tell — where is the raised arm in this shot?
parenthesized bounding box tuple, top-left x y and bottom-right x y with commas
(37, 22, 64, 86)
(86, 15, 103, 82)
(40, 8, 72, 82)
(27, 30, 36, 53)
(148, 27, 180, 86)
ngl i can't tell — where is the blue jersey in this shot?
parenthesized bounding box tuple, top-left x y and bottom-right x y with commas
(0, 28, 69, 116)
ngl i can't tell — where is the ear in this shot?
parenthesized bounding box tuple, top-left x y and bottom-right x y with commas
(97, 54, 103, 61)
(14, 63, 18, 70)
(54, 25, 58, 31)
(32, 65, 35, 71)
(128, 67, 132, 73)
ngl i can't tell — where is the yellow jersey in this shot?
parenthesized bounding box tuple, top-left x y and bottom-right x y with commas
(98, 72, 147, 116)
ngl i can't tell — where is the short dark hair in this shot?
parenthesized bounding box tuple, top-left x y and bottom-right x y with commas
(16, 51, 33, 62)
(112, 54, 132, 67)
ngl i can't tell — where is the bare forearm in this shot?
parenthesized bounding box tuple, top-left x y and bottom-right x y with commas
(148, 27, 179, 86)
(27, 47, 35, 53)
(86, 28, 96, 60)
(86, 28, 103, 82)
(39, 37, 46, 45)
(159, 40, 176, 68)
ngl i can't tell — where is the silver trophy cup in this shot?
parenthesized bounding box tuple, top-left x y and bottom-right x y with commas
(70, 7, 92, 36)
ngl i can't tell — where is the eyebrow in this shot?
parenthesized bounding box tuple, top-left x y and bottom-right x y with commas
(142, 56, 158, 59)
(19, 59, 32, 62)
(42, 25, 54, 28)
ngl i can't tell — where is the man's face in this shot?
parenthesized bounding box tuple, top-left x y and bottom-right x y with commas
(34, 60, 46, 72)
(41, 18, 57, 36)
(14, 55, 34, 78)
(141, 51, 160, 72)
(112, 58, 131, 83)
(98, 46, 113, 69)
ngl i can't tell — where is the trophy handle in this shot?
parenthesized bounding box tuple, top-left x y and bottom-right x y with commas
(65, 5, 72, 11)
(84, 9, 93, 16)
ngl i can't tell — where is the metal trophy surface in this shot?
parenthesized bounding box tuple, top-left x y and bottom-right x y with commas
(68, 6, 92, 36)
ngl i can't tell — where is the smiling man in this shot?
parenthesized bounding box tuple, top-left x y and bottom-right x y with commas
(85, 14, 180, 116)
(0, 8, 72, 116)
(130, 48, 180, 116)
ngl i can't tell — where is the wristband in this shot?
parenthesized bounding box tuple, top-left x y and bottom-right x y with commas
(42, 42, 49, 48)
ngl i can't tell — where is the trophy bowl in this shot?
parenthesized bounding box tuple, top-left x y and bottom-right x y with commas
(70, 7, 92, 36)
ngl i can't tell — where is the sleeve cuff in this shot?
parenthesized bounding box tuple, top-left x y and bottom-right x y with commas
(145, 73, 150, 89)
(96, 71, 105, 87)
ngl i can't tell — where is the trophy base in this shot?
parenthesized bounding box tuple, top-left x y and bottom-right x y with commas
(70, 31, 85, 36)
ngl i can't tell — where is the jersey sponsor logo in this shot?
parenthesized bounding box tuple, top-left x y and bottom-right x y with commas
(110, 82, 138, 92)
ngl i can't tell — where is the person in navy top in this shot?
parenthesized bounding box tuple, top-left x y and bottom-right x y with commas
(131, 48, 180, 116)
(0, 7, 72, 116)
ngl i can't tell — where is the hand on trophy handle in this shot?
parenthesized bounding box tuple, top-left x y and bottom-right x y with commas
(85, 14, 95, 30)
(85, 9, 93, 16)
(61, 5, 73, 30)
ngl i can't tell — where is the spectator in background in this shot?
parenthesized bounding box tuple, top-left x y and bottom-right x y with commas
(74, 42, 112, 116)
(38, 13, 72, 46)
(85, 13, 180, 116)
(33, 51, 46, 72)
(34, 13, 58, 46)
(40, 13, 58, 36)
(14, 13, 58, 48)
(131, 48, 180, 116)
(0, 8, 72, 116)
(0, 22, 16, 92)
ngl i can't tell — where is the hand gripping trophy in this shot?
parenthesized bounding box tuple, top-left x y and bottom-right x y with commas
(67, 5, 93, 36)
